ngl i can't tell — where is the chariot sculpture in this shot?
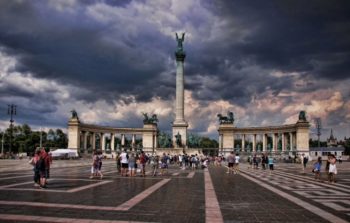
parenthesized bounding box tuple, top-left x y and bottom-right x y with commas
(142, 112, 158, 124)
(217, 111, 234, 124)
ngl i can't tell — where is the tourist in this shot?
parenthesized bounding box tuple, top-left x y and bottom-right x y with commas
(139, 151, 148, 177)
(128, 153, 136, 177)
(227, 152, 235, 174)
(234, 153, 240, 174)
(191, 155, 197, 170)
(90, 151, 99, 179)
(97, 151, 103, 179)
(151, 155, 159, 176)
(261, 154, 267, 170)
(328, 154, 337, 183)
(268, 155, 274, 173)
(36, 150, 47, 188)
(116, 152, 121, 173)
(160, 153, 168, 175)
(29, 149, 41, 187)
(120, 149, 129, 177)
(313, 156, 322, 181)
(301, 153, 309, 174)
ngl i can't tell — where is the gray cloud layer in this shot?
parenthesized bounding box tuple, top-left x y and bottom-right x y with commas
(0, 0, 349, 139)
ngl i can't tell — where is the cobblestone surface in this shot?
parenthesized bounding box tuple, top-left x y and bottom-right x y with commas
(0, 159, 349, 222)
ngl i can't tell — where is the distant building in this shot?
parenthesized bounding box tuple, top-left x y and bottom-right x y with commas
(327, 129, 338, 147)
(309, 147, 346, 160)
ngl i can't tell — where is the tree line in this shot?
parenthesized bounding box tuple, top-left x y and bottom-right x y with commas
(0, 124, 68, 155)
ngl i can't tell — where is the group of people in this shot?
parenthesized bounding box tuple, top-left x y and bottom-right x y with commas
(313, 154, 338, 183)
(90, 150, 104, 179)
(29, 148, 52, 189)
(249, 153, 275, 172)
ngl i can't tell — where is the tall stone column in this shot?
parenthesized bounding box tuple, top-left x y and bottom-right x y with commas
(172, 32, 188, 148)
(154, 134, 157, 148)
(252, 134, 256, 152)
(282, 133, 286, 152)
(263, 134, 267, 152)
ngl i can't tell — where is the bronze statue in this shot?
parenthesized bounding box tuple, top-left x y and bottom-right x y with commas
(298, 111, 307, 121)
(175, 32, 185, 52)
(71, 109, 78, 119)
(175, 132, 182, 147)
(142, 112, 158, 124)
(217, 111, 234, 124)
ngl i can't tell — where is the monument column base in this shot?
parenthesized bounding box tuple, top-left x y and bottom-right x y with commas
(172, 122, 188, 149)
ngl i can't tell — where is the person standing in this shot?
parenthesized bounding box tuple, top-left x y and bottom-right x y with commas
(328, 154, 337, 183)
(120, 149, 129, 177)
(128, 153, 136, 177)
(139, 151, 148, 177)
(227, 152, 235, 174)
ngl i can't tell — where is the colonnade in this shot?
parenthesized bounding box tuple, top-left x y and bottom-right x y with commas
(218, 119, 310, 153)
(219, 132, 296, 152)
(68, 117, 158, 152)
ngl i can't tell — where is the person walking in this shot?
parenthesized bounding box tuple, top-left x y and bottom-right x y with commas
(151, 155, 159, 176)
(313, 156, 322, 181)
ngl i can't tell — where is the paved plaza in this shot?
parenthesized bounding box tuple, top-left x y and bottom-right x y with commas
(0, 159, 349, 223)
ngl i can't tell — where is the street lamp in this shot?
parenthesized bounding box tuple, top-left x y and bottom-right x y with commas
(7, 104, 16, 154)
(1, 130, 4, 156)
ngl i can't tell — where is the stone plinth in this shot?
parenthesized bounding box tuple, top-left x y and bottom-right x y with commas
(296, 121, 310, 152)
(68, 117, 80, 150)
(142, 123, 158, 149)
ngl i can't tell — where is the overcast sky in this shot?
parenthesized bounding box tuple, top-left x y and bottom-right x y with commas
(0, 0, 349, 140)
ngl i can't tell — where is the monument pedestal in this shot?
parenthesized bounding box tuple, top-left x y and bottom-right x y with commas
(172, 122, 188, 148)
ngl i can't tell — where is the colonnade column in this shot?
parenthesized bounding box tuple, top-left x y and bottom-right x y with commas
(219, 134, 223, 149)
(241, 134, 245, 152)
(121, 134, 125, 147)
(252, 134, 256, 152)
(92, 132, 96, 150)
(101, 133, 105, 151)
(83, 132, 88, 151)
(111, 133, 115, 151)
(132, 134, 136, 149)
(263, 134, 267, 152)
(289, 132, 293, 151)
(282, 133, 286, 152)
(273, 133, 278, 152)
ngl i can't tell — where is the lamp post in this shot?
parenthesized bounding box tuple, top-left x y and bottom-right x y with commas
(7, 104, 16, 154)
(1, 130, 4, 155)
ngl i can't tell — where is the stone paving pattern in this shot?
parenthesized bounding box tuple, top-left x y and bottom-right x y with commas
(0, 158, 349, 222)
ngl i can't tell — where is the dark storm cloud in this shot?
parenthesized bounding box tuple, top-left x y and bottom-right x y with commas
(0, 0, 174, 104)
